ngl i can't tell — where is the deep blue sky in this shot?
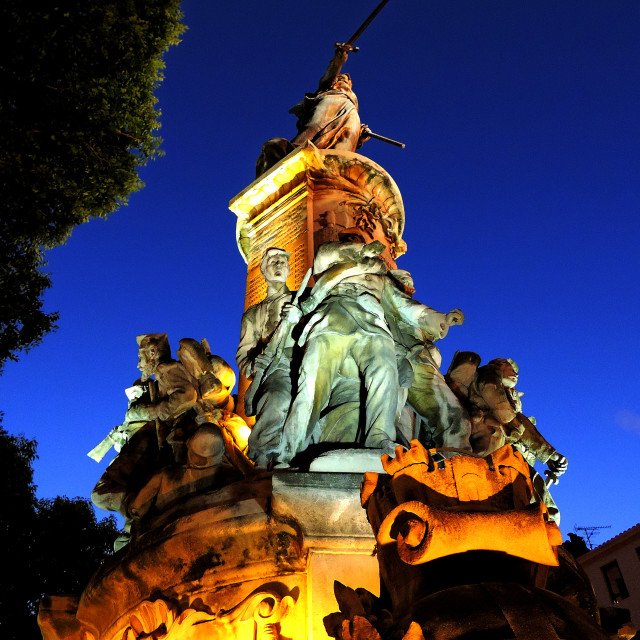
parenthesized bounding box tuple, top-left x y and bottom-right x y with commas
(1, 0, 639, 546)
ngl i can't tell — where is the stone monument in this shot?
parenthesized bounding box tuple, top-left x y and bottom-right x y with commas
(38, 7, 612, 640)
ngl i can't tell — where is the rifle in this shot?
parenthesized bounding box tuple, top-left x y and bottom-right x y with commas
(87, 421, 145, 462)
(362, 126, 405, 148)
(244, 268, 313, 415)
(87, 426, 124, 462)
(86, 383, 149, 462)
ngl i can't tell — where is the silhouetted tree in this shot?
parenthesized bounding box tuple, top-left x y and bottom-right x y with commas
(0, 416, 118, 639)
(0, 0, 185, 371)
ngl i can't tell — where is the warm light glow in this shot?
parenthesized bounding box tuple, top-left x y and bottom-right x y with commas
(229, 145, 321, 219)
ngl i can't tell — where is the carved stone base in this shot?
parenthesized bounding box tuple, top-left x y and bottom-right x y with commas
(39, 472, 379, 640)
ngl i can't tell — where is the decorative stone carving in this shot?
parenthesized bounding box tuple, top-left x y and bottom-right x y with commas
(363, 441, 562, 567)
(114, 599, 204, 640)
(230, 147, 407, 298)
(110, 587, 296, 640)
(321, 441, 607, 640)
(325, 581, 611, 640)
(218, 586, 296, 640)
(307, 154, 405, 261)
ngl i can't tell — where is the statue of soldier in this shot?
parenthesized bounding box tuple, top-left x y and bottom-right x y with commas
(290, 44, 369, 152)
(277, 240, 400, 465)
(256, 45, 370, 177)
(91, 333, 199, 547)
(446, 354, 568, 522)
(383, 269, 471, 451)
(236, 248, 301, 467)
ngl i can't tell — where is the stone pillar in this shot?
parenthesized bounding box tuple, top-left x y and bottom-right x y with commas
(229, 143, 406, 311)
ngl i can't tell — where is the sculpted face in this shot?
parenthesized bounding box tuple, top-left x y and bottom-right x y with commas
(262, 251, 290, 284)
(137, 346, 158, 380)
(333, 73, 352, 92)
(501, 362, 519, 388)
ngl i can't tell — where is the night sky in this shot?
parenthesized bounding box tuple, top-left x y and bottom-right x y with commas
(1, 0, 639, 546)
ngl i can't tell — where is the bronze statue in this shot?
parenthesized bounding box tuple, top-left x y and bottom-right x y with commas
(277, 240, 400, 465)
(289, 44, 369, 153)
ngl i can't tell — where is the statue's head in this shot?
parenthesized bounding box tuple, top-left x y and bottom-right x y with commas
(260, 247, 290, 284)
(136, 333, 170, 379)
(186, 424, 225, 469)
(333, 73, 352, 91)
(489, 357, 519, 388)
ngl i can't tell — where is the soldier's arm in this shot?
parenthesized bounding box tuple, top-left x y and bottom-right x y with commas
(126, 364, 197, 422)
(317, 44, 350, 92)
(515, 414, 557, 464)
(477, 367, 517, 425)
(301, 258, 362, 313)
(384, 281, 449, 341)
(236, 308, 260, 379)
(155, 363, 198, 420)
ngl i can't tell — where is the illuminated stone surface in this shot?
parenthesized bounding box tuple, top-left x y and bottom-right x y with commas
(229, 146, 406, 307)
(322, 441, 607, 640)
(40, 472, 378, 640)
(39, 51, 593, 637)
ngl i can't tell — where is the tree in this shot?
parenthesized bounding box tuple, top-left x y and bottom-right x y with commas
(0, 417, 119, 639)
(0, 0, 185, 371)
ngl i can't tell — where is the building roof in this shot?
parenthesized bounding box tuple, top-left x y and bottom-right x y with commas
(578, 523, 640, 566)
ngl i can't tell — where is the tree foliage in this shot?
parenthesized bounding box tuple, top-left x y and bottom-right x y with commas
(0, 0, 185, 371)
(0, 417, 119, 639)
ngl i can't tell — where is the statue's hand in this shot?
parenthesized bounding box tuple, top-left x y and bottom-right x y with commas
(547, 453, 568, 478)
(334, 42, 353, 59)
(446, 309, 465, 326)
(281, 303, 302, 325)
(361, 240, 385, 259)
(360, 257, 387, 275)
(125, 404, 157, 423)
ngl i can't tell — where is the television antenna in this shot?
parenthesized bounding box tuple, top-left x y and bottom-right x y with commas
(574, 525, 612, 550)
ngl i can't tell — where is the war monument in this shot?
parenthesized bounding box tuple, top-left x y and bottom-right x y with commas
(38, 3, 610, 639)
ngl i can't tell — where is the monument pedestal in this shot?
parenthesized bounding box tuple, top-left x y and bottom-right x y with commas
(229, 144, 406, 309)
(40, 472, 378, 640)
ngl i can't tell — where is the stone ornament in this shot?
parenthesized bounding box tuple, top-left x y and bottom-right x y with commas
(218, 587, 297, 640)
(92, 588, 296, 640)
(307, 153, 406, 259)
(363, 440, 562, 566)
